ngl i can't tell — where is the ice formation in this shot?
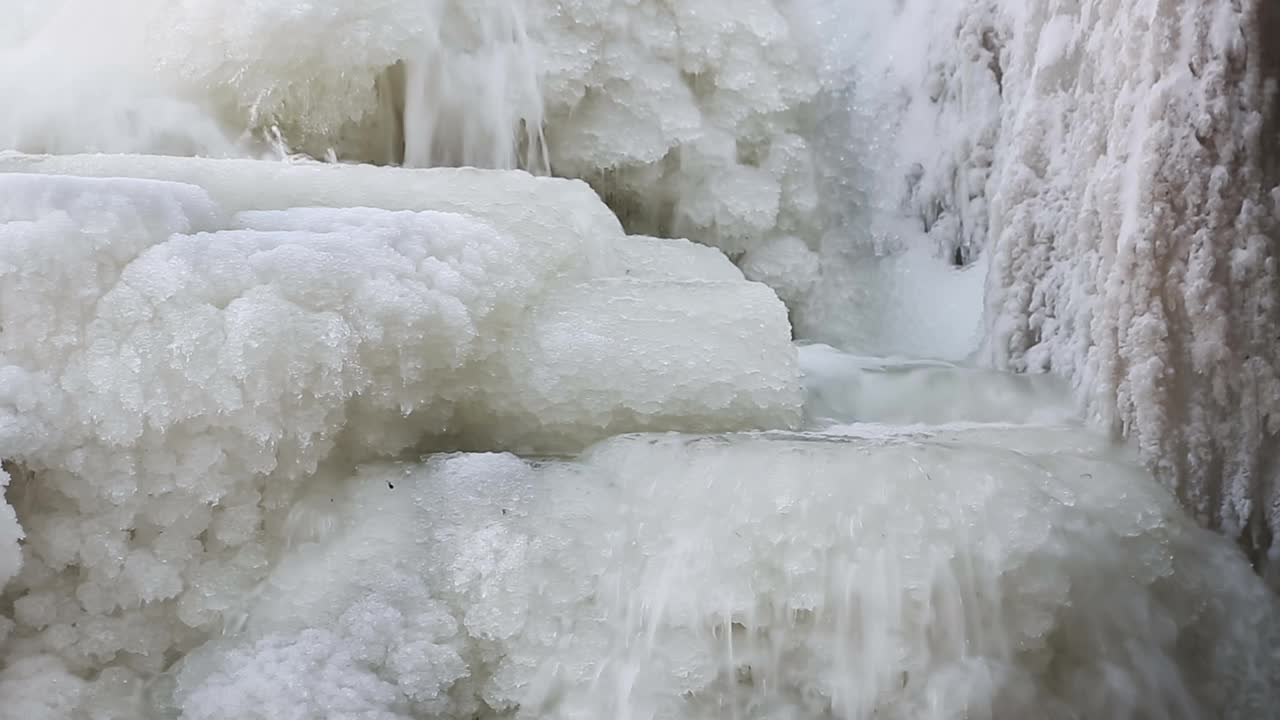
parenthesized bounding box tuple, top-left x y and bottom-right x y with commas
(3, 0, 1280, 717)
(0, 162, 803, 717)
(841, 0, 1280, 568)
(978, 0, 1280, 568)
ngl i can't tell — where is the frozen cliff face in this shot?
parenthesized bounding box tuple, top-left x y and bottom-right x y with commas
(851, 0, 1280, 572)
(164, 433, 1280, 719)
(979, 0, 1280, 571)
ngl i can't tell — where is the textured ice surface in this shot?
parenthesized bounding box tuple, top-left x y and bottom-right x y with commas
(842, 0, 1280, 565)
(615, 236, 745, 283)
(162, 432, 1279, 720)
(4, 1, 1280, 717)
(470, 278, 801, 452)
(0, 0, 836, 262)
(978, 0, 1280, 566)
(0, 468, 20, 592)
(0, 165, 800, 717)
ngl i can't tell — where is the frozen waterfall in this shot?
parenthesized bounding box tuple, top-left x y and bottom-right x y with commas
(1, 1, 1279, 719)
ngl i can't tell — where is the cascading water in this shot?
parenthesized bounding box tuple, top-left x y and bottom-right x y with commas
(1, 1, 1279, 719)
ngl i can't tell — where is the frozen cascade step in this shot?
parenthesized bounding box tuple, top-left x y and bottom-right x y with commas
(0, 152, 626, 277)
(164, 430, 1280, 720)
(0, 165, 807, 719)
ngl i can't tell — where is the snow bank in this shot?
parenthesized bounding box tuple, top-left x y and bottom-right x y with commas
(160, 432, 1279, 719)
(0, 163, 800, 708)
(0, 152, 625, 279)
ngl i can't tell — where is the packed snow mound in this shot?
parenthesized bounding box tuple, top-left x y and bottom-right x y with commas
(977, 0, 1280, 568)
(155, 432, 1279, 720)
(0, 165, 800, 698)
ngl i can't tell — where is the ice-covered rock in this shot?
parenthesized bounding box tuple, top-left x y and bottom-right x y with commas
(615, 235, 745, 282)
(0, 152, 625, 279)
(0, 164, 800, 713)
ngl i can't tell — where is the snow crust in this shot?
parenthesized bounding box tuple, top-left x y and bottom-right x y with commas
(979, 0, 1280, 568)
(161, 432, 1278, 719)
(3, 0, 1280, 716)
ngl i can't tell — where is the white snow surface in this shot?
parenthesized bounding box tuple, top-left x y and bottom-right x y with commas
(3, 0, 1280, 717)
(0, 0, 839, 263)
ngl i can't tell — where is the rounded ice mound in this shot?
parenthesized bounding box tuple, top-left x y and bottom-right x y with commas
(166, 432, 1280, 720)
(469, 278, 801, 451)
(0, 153, 627, 280)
